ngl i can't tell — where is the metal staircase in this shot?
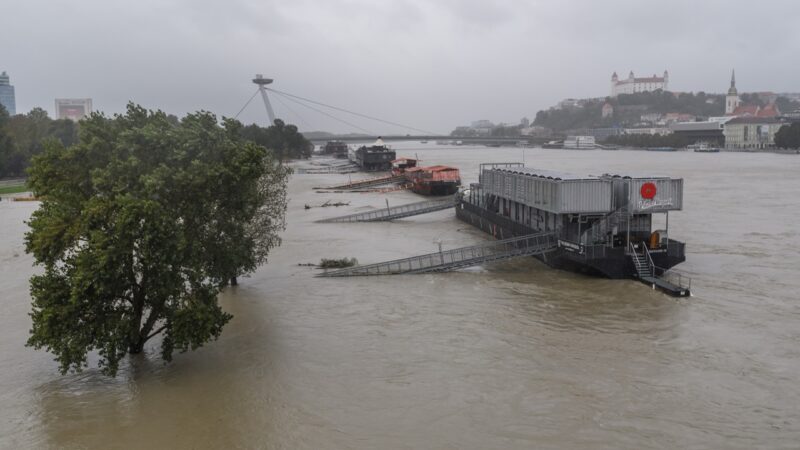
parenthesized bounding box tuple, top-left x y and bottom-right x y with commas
(317, 197, 456, 223)
(628, 242, 691, 297)
(316, 232, 558, 277)
(584, 207, 629, 245)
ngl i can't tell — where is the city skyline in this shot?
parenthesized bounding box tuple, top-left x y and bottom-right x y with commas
(2, 0, 800, 133)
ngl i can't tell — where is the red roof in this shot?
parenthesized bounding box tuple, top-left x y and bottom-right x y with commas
(757, 104, 780, 118)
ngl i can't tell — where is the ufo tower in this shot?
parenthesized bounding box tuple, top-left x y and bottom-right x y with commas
(252, 74, 276, 124)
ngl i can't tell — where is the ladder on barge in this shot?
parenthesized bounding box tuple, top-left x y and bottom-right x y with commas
(317, 196, 457, 223)
(629, 242, 691, 297)
(315, 174, 406, 190)
(316, 232, 557, 277)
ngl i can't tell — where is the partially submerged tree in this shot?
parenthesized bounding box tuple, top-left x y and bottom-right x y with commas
(25, 104, 289, 375)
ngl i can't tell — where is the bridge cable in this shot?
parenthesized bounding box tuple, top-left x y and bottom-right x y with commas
(234, 88, 261, 119)
(270, 90, 375, 135)
(270, 92, 313, 130)
(266, 87, 441, 136)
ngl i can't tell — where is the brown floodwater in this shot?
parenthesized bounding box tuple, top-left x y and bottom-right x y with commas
(1, 145, 799, 449)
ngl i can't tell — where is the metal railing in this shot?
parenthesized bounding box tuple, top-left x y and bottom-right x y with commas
(583, 207, 629, 245)
(652, 266, 692, 291)
(317, 232, 558, 277)
(317, 174, 406, 190)
(317, 196, 457, 223)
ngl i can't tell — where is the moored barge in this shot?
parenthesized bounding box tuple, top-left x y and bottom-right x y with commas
(353, 138, 396, 171)
(404, 165, 461, 196)
(457, 163, 690, 295)
(320, 140, 349, 158)
(391, 158, 461, 196)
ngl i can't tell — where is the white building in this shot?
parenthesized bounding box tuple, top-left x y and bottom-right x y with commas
(725, 70, 741, 115)
(55, 98, 93, 121)
(611, 71, 669, 97)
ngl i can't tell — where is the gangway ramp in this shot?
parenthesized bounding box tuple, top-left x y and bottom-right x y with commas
(316, 174, 406, 190)
(317, 196, 457, 223)
(316, 232, 557, 277)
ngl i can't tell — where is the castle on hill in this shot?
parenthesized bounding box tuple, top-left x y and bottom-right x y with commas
(610, 70, 669, 97)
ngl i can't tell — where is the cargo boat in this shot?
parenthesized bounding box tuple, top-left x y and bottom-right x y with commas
(353, 138, 396, 171)
(456, 163, 690, 295)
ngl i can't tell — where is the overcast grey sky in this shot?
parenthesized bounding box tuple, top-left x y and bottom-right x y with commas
(3, 0, 800, 134)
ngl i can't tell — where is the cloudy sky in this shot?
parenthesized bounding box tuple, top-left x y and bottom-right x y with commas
(3, 0, 800, 134)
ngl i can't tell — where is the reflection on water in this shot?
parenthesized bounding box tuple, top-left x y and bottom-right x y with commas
(1, 147, 800, 448)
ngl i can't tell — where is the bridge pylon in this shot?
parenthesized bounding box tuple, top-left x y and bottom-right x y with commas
(252, 74, 276, 125)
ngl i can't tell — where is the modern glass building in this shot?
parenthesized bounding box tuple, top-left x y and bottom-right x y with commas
(0, 71, 16, 116)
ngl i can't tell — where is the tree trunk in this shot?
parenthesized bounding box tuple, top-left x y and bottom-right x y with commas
(230, 276, 238, 286)
(128, 339, 145, 354)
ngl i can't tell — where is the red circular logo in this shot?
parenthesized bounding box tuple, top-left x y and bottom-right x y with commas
(640, 182, 657, 199)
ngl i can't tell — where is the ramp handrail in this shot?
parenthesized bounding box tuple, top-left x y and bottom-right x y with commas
(317, 196, 457, 223)
(317, 232, 557, 277)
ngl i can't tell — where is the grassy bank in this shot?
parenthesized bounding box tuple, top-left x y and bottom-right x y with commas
(0, 184, 29, 195)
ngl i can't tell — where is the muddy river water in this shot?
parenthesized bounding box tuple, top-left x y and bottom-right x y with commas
(1, 144, 799, 449)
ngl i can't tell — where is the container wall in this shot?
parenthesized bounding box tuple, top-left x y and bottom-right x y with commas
(628, 178, 683, 212)
(481, 170, 613, 214)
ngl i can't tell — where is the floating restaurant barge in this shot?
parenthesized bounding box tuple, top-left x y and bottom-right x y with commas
(353, 138, 396, 171)
(457, 163, 690, 295)
(320, 140, 349, 158)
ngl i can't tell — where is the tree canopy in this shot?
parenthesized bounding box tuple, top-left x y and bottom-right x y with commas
(239, 119, 313, 160)
(25, 104, 290, 376)
(0, 107, 78, 177)
(774, 122, 800, 149)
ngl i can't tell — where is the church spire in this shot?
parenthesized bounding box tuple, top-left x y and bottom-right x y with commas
(728, 69, 737, 95)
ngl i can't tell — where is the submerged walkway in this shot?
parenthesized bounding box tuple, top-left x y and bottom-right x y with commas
(316, 232, 557, 277)
(316, 196, 456, 223)
(316, 174, 406, 190)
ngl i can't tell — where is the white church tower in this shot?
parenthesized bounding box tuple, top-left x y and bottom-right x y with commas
(725, 69, 740, 115)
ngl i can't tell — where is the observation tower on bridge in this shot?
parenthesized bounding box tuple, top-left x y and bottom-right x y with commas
(252, 74, 276, 124)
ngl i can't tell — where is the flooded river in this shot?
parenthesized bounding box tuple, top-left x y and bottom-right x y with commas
(1, 145, 799, 449)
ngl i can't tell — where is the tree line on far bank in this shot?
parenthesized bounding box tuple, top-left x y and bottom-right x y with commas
(0, 104, 312, 179)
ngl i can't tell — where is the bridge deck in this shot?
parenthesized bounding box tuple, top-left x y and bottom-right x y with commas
(316, 232, 557, 277)
(317, 196, 456, 223)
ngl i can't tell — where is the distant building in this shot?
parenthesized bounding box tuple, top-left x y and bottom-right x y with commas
(520, 125, 552, 137)
(0, 71, 16, 115)
(640, 113, 662, 123)
(55, 98, 93, 121)
(670, 120, 726, 146)
(662, 113, 696, 125)
(611, 70, 669, 97)
(624, 127, 670, 136)
(725, 70, 741, 115)
(725, 70, 780, 118)
(723, 117, 787, 150)
(601, 102, 614, 118)
(557, 98, 582, 110)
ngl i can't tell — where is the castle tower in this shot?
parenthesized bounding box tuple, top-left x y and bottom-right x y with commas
(725, 69, 740, 115)
(663, 70, 669, 91)
(610, 72, 619, 96)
